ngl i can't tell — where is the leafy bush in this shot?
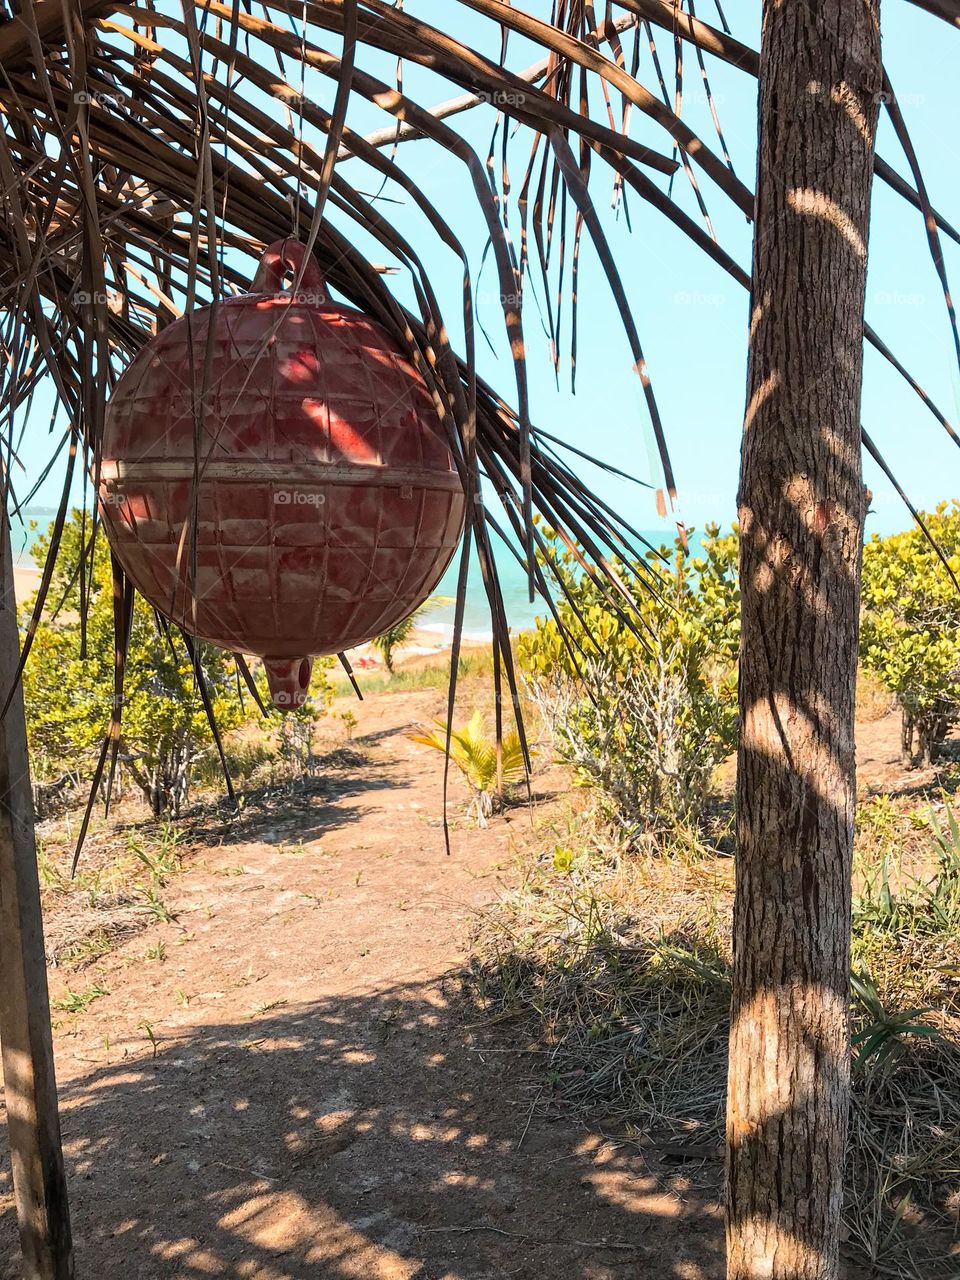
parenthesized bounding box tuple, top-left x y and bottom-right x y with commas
(22, 512, 308, 815)
(194, 736, 273, 788)
(518, 525, 739, 838)
(852, 799, 960, 1010)
(860, 502, 960, 764)
(331, 648, 493, 697)
(193, 693, 333, 790)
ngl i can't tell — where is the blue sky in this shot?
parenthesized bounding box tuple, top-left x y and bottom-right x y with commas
(18, 1, 960, 541)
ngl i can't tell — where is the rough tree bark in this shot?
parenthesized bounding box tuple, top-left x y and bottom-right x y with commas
(727, 4, 881, 1279)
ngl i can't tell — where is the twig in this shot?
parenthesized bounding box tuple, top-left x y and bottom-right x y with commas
(215, 1161, 278, 1183)
(515, 1082, 543, 1150)
(416, 1224, 647, 1250)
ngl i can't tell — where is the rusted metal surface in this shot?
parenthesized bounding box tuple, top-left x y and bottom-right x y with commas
(100, 240, 464, 708)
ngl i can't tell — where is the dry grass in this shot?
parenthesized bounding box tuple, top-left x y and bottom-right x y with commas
(331, 648, 495, 698)
(39, 818, 189, 975)
(466, 800, 960, 1278)
(857, 668, 897, 723)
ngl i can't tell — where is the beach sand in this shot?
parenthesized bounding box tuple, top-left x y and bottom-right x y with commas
(13, 565, 40, 604)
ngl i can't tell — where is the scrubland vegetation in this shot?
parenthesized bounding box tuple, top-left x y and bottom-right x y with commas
(23, 508, 960, 1275)
(460, 512, 960, 1277)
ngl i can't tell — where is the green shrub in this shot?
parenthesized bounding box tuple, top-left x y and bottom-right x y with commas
(332, 649, 493, 697)
(518, 524, 739, 837)
(194, 737, 272, 788)
(860, 502, 960, 765)
(22, 512, 308, 815)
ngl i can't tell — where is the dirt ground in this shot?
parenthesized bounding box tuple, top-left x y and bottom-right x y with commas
(0, 687, 922, 1279)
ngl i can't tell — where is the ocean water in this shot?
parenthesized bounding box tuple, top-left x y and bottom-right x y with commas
(16, 507, 692, 638)
(428, 527, 702, 637)
(11, 507, 57, 568)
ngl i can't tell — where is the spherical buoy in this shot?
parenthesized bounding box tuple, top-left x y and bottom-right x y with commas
(99, 239, 464, 709)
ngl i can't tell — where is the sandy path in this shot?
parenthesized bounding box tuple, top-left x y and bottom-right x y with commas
(0, 689, 725, 1279)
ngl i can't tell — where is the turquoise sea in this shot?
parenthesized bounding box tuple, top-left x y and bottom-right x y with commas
(428, 531, 688, 637)
(11, 507, 57, 568)
(416, 519, 716, 637)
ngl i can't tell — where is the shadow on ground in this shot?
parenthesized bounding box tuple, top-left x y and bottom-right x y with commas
(182, 755, 409, 851)
(0, 983, 724, 1280)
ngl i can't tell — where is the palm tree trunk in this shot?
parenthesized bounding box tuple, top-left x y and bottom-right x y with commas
(727, 4, 881, 1278)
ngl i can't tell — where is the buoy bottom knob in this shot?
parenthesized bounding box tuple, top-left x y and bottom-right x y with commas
(263, 657, 314, 712)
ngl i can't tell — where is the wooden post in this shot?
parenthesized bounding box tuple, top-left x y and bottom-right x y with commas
(0, 513, 74, 1278)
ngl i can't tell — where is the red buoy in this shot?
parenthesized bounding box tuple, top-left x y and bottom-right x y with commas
(99, 240, 464, 708)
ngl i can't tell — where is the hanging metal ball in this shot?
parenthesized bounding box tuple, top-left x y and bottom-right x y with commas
(99, 239, 465, 709)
